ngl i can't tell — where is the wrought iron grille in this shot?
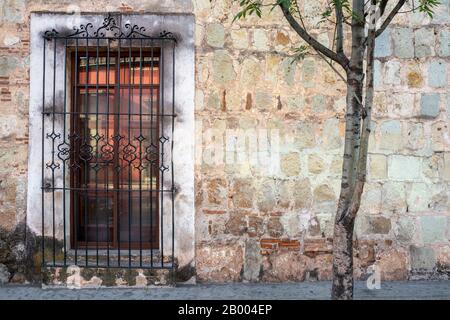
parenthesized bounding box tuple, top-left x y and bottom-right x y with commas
(41, 14, 177, 269)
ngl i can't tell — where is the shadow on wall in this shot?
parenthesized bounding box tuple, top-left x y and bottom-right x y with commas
(0, 223, 44, 285)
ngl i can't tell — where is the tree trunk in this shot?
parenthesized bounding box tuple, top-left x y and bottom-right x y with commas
(331, 72, 364, 299)
(331, 219, 356, 299)
(330, 0, 367, 300)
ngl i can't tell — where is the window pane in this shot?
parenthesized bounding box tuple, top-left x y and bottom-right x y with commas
(73, 50, 161, 249)
(119, 56, 160, 85)
(76, 193, 114, 243)
(78, 57, 116, 85)
(118, 192, 158, 243)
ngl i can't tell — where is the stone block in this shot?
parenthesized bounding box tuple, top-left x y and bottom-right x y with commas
(206, 23, 225, 47)
(414, 28, 435, 57)
(241, 58, 262, 88)
(255, 91, 273, 111)
(293, 179, 313, 209)
(420, 216, 448, 244)
(0, 56, 19, 77)
(256, 180, 276, 213)
(379, 120, 402, 151)
(281, 153, 300, 177)
(392, 28, 414, 58)
(407, 71, 423, 87)
(377, 249, 408, 280)
(311, 94, 326, 113)
(388, 155, 422, 180)
(447, 93, 450, 116)
(322, 118, 342, 150)
(295, 122, 316, 149)
(261, 251, 307, 282)
(275, 31, 290, 47)
(252, 29, 269, 51)
(431, 121, 449, 152)
(428, 60, 447, 88)
(374, 60, 382, 87)
(243, 240, 262, 282)
(0, 115, 19, 139)
(410, 246, 436, 270)
(381, 182, 406, 213)
(406, 122, 425, 150)
(365, 216, 392, 235)
(206, 178, 227, 206)
(313, 184, 335, 203)
(212, 50, 236, 84)
(196, 243, 244, 282)
(437, 28, 450, 57)
(369, 154, 387, 179)
(394, 217, 416, 243)
(406, 183, 430, 212)
(231, 29, 248, 49)
(444, 153, 450, 180)
(384, 60, 401, 85)
(302, 58, 315, 88)
(360, 183, 382, 213)
(375, 28, 392, 58)
(0, 0, 26, 24)
(230, 179, 255, 209)
(281, 57, 296, 86)
(308, 154, 324, 174)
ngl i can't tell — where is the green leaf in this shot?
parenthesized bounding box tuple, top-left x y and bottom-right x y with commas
(417, 0, 441, 18)
(291, 44, 310, 64)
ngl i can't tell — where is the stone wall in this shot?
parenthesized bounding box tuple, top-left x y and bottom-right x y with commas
(0, 0, 448, 284)
(194, 0, 450, 282)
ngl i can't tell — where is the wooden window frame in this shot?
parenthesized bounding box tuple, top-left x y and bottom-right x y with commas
(69, 48, 161, 250)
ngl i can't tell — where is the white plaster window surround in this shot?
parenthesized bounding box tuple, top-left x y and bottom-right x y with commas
(27, 13, 195, 269)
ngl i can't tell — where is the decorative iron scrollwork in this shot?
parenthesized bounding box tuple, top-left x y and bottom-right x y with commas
(43, 13, 177, 42)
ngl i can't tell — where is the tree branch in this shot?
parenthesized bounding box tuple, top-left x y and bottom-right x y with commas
(279, 2, 350, 70)
(375, 0, 407, 38)
(379, 0, 389, 17)
(335, 4, 344, 54)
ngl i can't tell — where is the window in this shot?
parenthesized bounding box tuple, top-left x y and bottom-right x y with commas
(32, 13, 189, 269)
(71, 50, 161, 249)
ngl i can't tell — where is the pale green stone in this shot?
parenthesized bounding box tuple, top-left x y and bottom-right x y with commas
(253, 29, 269, 51)
(295, 122, 316, 149)
(379, 120, 402, 151)
(437, 29, 450, 57)
(302, 58, 315, 88)
(281, 58, 296, 86)
(414, 28, 435, 57)
(395, 217, 416, 243)
(311, 94, 326, 113)
(428, 60, 448, 88)
(381, 182, 406, 212)
(322, 118, 342, 149)
(421, 216, 447, 244)
(392, 28, 414, 58)
(388, 155, 422, 180)
(255, 91, 273, 111)
(420, 93, 440, 118)
(212, 50, 236, 84)
(206, 23, 225, 47)
(231, 29, 248, 49)
(406, 183, 430, 212)
(410, 246, 436, 270)
(207, 91, 220, 110)
(0, 56, 19, 77)
(375, 29, 391, 58)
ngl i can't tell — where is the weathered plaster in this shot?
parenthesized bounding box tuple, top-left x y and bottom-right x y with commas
(27, 12, 195, 270)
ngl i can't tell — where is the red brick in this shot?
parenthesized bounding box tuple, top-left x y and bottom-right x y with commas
(203, 209, 226, 215)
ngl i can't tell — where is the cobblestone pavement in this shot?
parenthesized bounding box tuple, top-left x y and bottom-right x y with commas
(0, 281, 449, 300)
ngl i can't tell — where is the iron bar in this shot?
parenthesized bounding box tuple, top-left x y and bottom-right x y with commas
(41, 14, 176, 270)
